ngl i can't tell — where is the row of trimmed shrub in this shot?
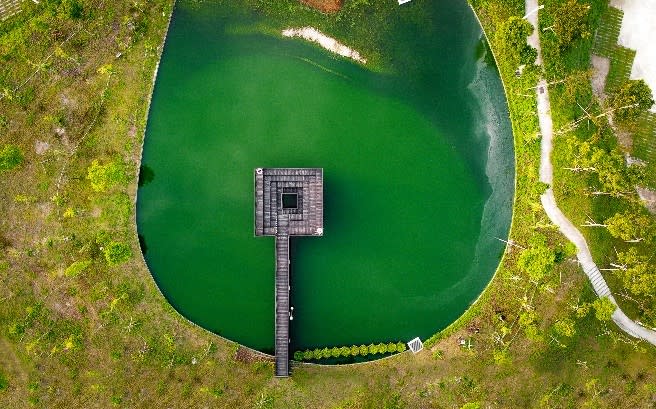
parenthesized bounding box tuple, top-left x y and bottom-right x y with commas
(293, 342, 407, 362)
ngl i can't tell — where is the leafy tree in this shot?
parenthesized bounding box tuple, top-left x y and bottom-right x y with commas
(519, 310, 542, 341)
(330, 347, 340, 357)
(103, 241, 132, 265)
(551, 0, 590, 49)
(293, 351, 303, 361)
(615, 248, 656, 297)
(591, 148, 643, 196)
(312, 348, 321, 359)
(367, 343, 378, 355)
(395, 342, 406, 352)
(339, 346, 350, 357)
(386, 342, 396, 353)
(495, 16, 536, 65)
(303, 349, 313, 360)
(605, 211, 654, 243)
(518, 237, 556, 282)
(610, 80, 655, 123)
(0, 144, 23, 172)
(592, 297, 615, 321)
(87, 159, 127, 192)
(59, 0, 84, 19)
(358, 345, 368, 356)
(553, 317, 576, 338)
(378, 343, 387, 354)
(350, 345, 360, 356)
(321, 347, 330, 359)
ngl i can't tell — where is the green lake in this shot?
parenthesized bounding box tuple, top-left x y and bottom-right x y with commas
(137, 0, 514, 354)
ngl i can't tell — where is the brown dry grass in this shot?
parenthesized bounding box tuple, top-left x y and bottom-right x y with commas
(300, 0, 343, 14)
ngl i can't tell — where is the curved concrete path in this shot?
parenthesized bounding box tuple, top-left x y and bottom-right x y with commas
(526, 0, 656, 345)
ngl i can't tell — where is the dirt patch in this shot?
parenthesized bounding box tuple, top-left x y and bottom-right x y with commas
(590, 55, 610, 100)
(234, 346, 273, 364)
(35, 141, 50, 155)
(636, 186, 656, 214)
(300, 0, 343, 13)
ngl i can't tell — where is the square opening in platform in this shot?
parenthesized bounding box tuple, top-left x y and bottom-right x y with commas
(282, 193, 298, 209)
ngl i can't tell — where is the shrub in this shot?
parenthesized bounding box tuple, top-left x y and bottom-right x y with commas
(293, 351, 303, 361)
(103, 241, 132, 265)
(339, 346, 350, 357)
(553, 318, 576, 338)
(358, 345, 368, 356)
(87, 159, 127, 192)
(64, 260, 91, 277)
(0, 144, 23, 172)
(592, 297, 616, 321)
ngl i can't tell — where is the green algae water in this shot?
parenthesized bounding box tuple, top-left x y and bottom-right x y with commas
(137, 0, 514, 354)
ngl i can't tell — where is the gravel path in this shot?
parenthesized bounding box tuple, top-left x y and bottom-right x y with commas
(525, 0, 656, 345)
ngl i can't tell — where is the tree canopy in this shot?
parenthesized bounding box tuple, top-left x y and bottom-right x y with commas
(605, 211, 654, 243)
(610, 79, 655, 123)
(615, 248, 656, 298)
(495, 16, 537, 66)
(550, 0, 590, 49)
(518, 235, 556, 282)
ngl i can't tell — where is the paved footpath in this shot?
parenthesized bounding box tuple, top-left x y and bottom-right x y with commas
(525, 0, 656, 345)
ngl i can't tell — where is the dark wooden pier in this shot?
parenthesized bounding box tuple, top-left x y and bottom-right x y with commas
(254, 168, 323, 377)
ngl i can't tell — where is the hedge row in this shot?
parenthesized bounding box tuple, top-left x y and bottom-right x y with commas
(293, 342, 407, 362)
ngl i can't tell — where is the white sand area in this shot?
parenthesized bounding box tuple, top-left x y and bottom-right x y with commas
(611, 0, 656, 112)
(282, 27, 367, 64)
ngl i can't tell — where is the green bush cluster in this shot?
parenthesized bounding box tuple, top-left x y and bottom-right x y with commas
(293, 341, 407, 362)
(0, 144, 24, 172)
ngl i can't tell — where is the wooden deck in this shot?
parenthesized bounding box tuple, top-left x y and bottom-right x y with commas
(274, 216, 290, 377)
(255, 168, 323, 377)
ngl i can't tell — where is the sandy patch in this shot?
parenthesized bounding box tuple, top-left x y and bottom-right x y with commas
(590, 55, 609, 100)
(611, 0, 656, 112)
(636, 186, 656, 215)
(35, 141, 50, 155)
(282, 27, 367, 64)
(300, 0, 343, 13)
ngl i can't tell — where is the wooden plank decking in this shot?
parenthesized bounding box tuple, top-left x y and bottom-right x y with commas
(255, 168, 323, 378)
(274, 216, 290, 377)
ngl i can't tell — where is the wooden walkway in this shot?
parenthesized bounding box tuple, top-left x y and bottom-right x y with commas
(274, 216, 290, 377)
(255, 168, 323, 377)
